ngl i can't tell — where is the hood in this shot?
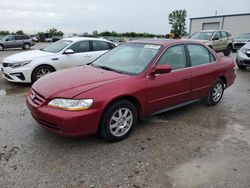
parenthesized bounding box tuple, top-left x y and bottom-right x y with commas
(32, 66, 128, 99)
(242, 42, 250, 49)
(3, 50, 54, 62)
(234, 38, 250, 43)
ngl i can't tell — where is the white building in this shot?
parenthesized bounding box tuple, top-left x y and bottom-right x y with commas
(189, 13, 250, 37)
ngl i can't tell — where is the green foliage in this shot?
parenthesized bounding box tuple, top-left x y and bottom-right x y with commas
(168, 9, 187, 36)
(47, 28, 64, 36)
(94, 30, 164, 38)
(0, 30, 10, 36)
(15, 30, 24, 35)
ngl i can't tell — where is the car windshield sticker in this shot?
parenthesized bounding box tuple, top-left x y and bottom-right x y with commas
(144, 45, 161, 50)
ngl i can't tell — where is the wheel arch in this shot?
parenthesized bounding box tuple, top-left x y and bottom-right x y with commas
(218, 75, 227, 87)
(31, 64, 57, 82)
(98, 95, 142, 131)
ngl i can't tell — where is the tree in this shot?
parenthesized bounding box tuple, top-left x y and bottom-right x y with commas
(15, 30, 25, 35)
(0, 30, 10, 36)
(47, 28, 64, 36)
(168, 9, 187, 36)
(92, 30, 98, 36)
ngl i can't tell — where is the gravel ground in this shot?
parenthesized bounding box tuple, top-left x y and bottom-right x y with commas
(0, 44, 250, 188)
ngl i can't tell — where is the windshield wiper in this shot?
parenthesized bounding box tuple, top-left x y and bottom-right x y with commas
(94, 65, 124, 74)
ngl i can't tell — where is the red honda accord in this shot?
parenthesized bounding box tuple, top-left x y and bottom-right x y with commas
(26, 39, 236, 141)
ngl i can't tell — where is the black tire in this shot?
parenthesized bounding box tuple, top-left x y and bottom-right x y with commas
(232, 49, 237, 53)
(237, 64, 246, 70)
(23, 43, 30, 50)
(100, 100, 138, 142)
(0, 44, 4, 51)
(223, 44, 232, 56)
(31, 65, 55, 83)
(206, 79, 225, 106)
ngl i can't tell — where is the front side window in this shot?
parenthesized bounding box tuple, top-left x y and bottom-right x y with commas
(92, 41, 110, 51)
(213, 32, 221, 40)
(187, 44, 212, 66)
(92, 43, 161, 74)
(157, 45, 187, 70)
(68, 41, 89, 53)
(42, 40, 72, 53)
(5, 36, 14, 41)
(190, 32, 214, 40)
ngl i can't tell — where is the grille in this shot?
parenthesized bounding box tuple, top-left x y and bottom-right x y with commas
(4, 73, 13, 80)
(234, 43, 245, 48)
(243, 60, 250, 65)
(2, 63, 9, 67)
(29, 89, 45, 106)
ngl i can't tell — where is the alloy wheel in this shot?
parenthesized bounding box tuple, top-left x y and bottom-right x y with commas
(212, 83, 223, 102)
(36, 68, 51, 79)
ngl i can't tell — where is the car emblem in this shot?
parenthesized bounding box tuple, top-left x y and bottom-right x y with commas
(30, 93, 36, 100)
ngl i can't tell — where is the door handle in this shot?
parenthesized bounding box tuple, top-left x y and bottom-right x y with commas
(84, 55, 91, 58)
(182, 77, 190, 81)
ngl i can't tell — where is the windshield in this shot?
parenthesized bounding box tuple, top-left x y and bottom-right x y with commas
(42, 40, 72, 53)
(190, 32, 214, 40)
(238, 33, 250, 39)
(92, 43, 162, 74)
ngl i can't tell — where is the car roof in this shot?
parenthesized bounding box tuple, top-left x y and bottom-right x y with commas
(127, 39, 203, 47)
(62, 37, 111, 43)
(198, 30, 230, 33)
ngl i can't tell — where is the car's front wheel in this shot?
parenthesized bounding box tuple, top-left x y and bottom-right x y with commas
(100, 100, 138, 142)
(0, 44, 4, 51)
(31, 65, 55, 83)
(223, 44, 232, 56)
(206, 79, 225, 106)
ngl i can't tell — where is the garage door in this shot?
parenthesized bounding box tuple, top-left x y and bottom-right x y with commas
(202, 22, 220, 30)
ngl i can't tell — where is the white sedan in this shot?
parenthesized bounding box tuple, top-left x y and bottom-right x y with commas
(0, 37, 116, 83)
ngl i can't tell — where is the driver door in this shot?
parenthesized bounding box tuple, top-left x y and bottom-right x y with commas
(58, 41, 92, 69)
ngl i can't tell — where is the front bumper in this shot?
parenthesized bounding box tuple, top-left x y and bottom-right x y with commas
(1, 65, 32, 83)
(26, 89, 102, 137)
(236, 51, 250, 67)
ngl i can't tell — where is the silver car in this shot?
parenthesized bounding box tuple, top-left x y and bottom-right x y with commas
(233, 33, 250, 52)
(236, 42, 250, 70)
(0, 35, 35, 51)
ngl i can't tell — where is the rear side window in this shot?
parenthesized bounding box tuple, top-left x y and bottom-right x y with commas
(92, 41, 110, 51)
(187, 44, 215, 66)
(226, 32, 232, 37)
(68, 41, 89, 53)
(157, 45, 187, 70)
(220, 32, 227, 38)
(15, 36, 23, 40)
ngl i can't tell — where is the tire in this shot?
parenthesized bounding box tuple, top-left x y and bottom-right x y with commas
(31, 65, 55, 83)
(206, 79, 225, 106)
(232, 49, 237, 53)
(223, 44, 232, 56)
(23, 43, 30, 50)
(0, 44, 4, 51)
(237, 64, 246, 70)
(100, 100, 138, 142)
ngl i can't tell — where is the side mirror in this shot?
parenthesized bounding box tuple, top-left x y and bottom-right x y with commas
(5, 39, 9, 41)
(150, 64, 172, 76)
(64, 49, 74, 55)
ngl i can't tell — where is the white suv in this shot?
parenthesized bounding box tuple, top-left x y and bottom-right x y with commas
(1, 37, 116, 83)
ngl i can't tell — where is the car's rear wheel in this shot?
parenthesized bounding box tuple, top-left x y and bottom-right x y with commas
(0, 44, 4, 51)
(100, 100, 138, 142)
(232, 49, 237, 53)
(23, 43, 30, 50)
(206, 79, 225, 106)
(31, 65, 55, 83)
(237, 64, 247, 70)
(223, 44, 232, 56)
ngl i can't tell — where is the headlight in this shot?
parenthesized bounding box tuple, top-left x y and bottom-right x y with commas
(48, 99, 93, 111)
(240, 47, 247, 54)
(10, 60, 31, 68)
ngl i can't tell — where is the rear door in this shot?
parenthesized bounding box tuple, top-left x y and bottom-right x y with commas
(220, 31, 229, 49)
(187, 44, 217, 99)
(146, 44, 192, 114)
(14, 35, 24, 48)
(89, 40, 114, 62)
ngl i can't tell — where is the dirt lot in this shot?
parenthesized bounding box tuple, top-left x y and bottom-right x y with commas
(0, 44, 250, 188)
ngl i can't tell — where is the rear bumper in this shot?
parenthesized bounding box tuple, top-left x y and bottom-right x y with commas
(26, 93, 102, 137)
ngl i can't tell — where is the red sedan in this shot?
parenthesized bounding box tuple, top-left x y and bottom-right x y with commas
(26, 39, 236, 141)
